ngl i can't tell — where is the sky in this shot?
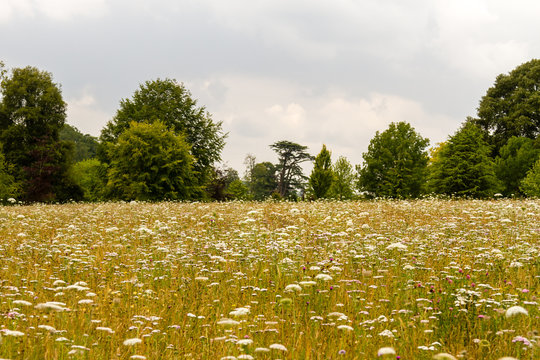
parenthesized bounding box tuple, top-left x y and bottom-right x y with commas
(1, 0, 540, 174)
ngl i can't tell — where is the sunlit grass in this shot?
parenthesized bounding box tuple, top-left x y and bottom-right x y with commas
(0, 199, 538, 359)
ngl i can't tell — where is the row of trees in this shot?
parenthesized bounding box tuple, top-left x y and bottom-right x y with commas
(1, 58, 540, 203)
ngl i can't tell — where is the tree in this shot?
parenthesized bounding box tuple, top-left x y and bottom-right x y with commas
(105, 121, 197, 201)
(270, 140, 313, 198)
(71, 158, 106, 201)
(100, 79, 226, 188)
(0, 144, 21, 201)
(60, 124, 99, 162)
(494, 136, 540, 196)
(249, 162, 278, 200)
(428, 121, 500, 198)
(205, 165, 240, 201)
(227, 179, 250, 200)
(309, 144, 334, 199)
(329, 156, 355, 200)
(520, 158, 540, 197)
(475, 59, 540, 154)
(0, 66, 81, 202)
(357, 122, 429, 198)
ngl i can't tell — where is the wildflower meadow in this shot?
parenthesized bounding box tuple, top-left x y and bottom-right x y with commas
(0, 200, 538, 359)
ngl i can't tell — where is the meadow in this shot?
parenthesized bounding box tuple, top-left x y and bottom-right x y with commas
(0, 200, 538, 359)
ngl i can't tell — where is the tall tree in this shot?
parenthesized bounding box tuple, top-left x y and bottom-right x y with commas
(475, 59, 540, 154)
(100, 78, 226, 189)
(270, 140, 313, 198)
(329, 156, 355, 200)
(249, 162, 277, 200)
(494, 136, 540, 196)
(105, 121, 197, 201)
(428, 121, 500, 198)
(0, 66, 81, 202)
(357, 122, 429, 198)
(309, 144, 334, 199)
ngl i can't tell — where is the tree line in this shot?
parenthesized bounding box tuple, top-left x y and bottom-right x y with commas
(1, 59, 540, 203)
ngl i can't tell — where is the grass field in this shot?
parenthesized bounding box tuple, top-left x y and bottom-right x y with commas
(0, 200, 538, 359)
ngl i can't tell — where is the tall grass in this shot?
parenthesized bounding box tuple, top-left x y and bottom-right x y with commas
(0, 199, 538, 359)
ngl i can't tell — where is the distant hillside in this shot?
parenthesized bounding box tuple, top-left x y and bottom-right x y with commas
(60, 124, 99, 162)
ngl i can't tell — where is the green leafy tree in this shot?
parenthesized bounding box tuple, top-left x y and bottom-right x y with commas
(271, 140, 313, 198)
(60, 124, 99, 162)
(329, 156, 355, 200)
(494, 136, 540, 196)
(0, 66, 81, 202)
(105, 121, 197, 201)
(309, 144, 334, 199)
(0, 144, 21, 200)
(475, 59, 540, 154)
(428, 121, 500, 198)
(249, 162, 277, 200)
(100, 79, 226, 189)
(357, 122, 429, 198)
(227, 179, 250, 200)
(520, 158, 540, 197)
(71, 158, 106, 201)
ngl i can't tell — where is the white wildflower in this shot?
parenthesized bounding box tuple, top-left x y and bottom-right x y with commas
(96, 327, 115, 334)
(378, 329, 395, 338)
(284, 284, 302, 292)
(1, 329, 25, 336)
(269, 343, 287, 351)
(12, 300, 32, 306)
(229, 307, 250, 317)
(315, 273, 333, 281)
(433, 353, 458, 360)
(386, 242, 407, 251)
(377, 347, 396, 356)
(217, 318, 240, 326)
(123, 338, 142, 346)
(505, 306, 528, 318)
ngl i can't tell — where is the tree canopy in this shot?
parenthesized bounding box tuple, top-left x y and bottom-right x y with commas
(105, 121, 197, 201)
(329, 156, 355, 200)
(309, 144, 334, 199)
(357, 122, 429, 198)
(475, 59, 540, 154)
(100, 78, 226, 186)
(428, 121, 500, 198)
(60, 124, 99, 162)
(271, 140, 313, 198)
(494, 136, 540, 196)
(0, 66, 81, 202)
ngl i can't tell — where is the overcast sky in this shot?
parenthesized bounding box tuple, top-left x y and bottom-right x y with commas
(2, 0, 540, 173)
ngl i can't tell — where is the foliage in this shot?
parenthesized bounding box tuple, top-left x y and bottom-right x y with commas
(249, 162, 278, 200)
(475, 59, 540, 154)
(227, 179, 250, 200)
(270, 140, 313, 198)
(100, 78, 226, 187)
(0, 66, 81, 202)
(494, 136, 540, 196)
(0, 144, 21, 200)
(520, 157, 540, 197)
(428, 121, 500, 198)
(205, 166, 240, 201)
(105, 121, 197, 201)
(59, 124, 99, 162)
(329, 156, 355, 200)
(71, 158, 106, 201)
(357, 122, 429, 198)
(309, 144, 334, 199)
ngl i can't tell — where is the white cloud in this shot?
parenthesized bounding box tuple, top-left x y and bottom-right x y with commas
(0, 0, 108, 22)
(66, 93, 110, 136)
(197, 76, 460, 172)
(429, 0, 531, 79)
